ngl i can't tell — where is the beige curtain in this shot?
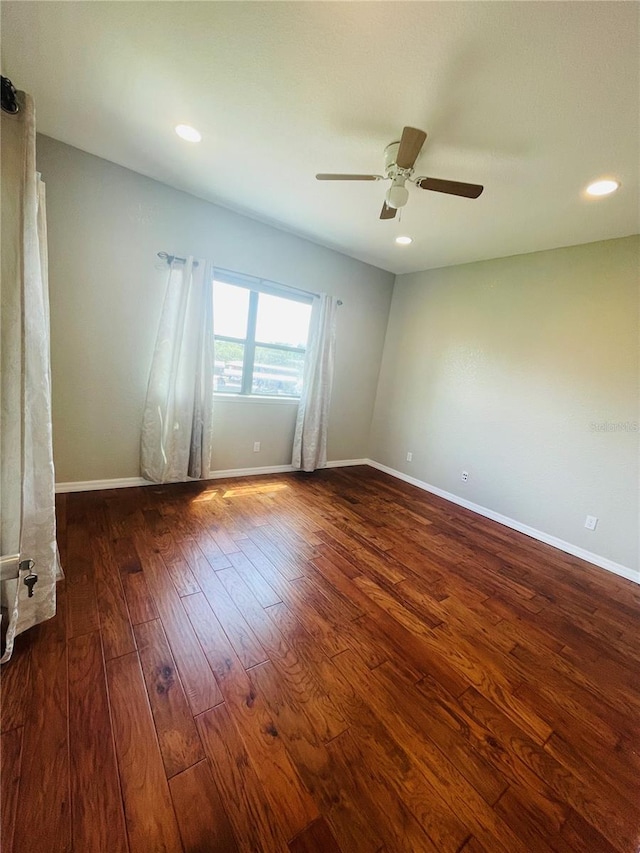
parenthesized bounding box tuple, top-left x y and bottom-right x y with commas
(1, 89, 58, 662)
(141, 256, 215, 483)
(292, 293, 338, 472)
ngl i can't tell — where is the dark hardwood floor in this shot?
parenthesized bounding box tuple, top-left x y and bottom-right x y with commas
(1, 465, 639, 852)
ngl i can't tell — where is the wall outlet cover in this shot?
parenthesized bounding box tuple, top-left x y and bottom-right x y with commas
(584, 515, 598, 530)
(253, 441, 261, 452)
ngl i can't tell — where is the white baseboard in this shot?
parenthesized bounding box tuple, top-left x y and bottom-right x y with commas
(55, 477, 150, 493)
(208, 464, 296, 479)
(325, 458, 369, 468)
(54, 458, 368, 494)
(366, 459, 639, 586)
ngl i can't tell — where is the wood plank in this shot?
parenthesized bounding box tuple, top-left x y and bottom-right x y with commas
(184, 541, 268, 669)
(493, 787, 567, 853)
(460, 837, 491, 853)
(92, 533, 136, 659)
(355, 573, 552, 744)
(302, 553, 420, 675)
(509, 641, 636, 742)
(131, 533, 223, 714)
(0, 727, 22, 852)
(247, 525, 307, 581)
(280, 577, 350, 657)
(184, 520, 233, 571)
(228, 548, 282, 607)
(66, 518, 100, 638)
(0, 631, 33, 733)
(560, 809, 620, 853)
(68, 631, 128, 852)
(248, 656, 380, 853)
(413, 674, 570, 835)
(114, 536, 159, 625)
(326, 730, 440, 853)
(184, 594, 319, 840)
(316, 653, 473, 853)
(164, 554, 201, 597)
(12, 586, 71, 853)
(141, 509, 201, 596)
(237, 537, 290, 596)
(289, 817, 342, 853)
(459, 686, 638, 853)
(332, 650, 527, 853)
(134, 619, 206, 777)
(121, 568, 159, 625)
(545, 730, 639, 808)
(197, 703, 289, 853)
(209, 523, 243, 556)
(106, 651, 182, 853)
(218, 567, 347, 742)
(169, 759, 239, 852)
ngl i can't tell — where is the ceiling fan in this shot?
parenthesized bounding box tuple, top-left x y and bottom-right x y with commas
(316, 126, 484, 220)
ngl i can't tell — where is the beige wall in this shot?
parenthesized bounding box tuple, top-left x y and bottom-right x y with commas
(37, 135, 394, 483)
(370, 236, 640, 573)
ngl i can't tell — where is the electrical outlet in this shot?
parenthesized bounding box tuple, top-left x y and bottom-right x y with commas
(584, 515, 598, 530)
(406, 451, 413, 462)
(253, 441, 261, 452)
(461, 471, 469, 482)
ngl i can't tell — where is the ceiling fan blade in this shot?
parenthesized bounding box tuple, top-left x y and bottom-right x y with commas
(316, 173, 383, 181)
(416, 177, 484, 199)
(396, 127, 427, 170)
(380, 202, 397, 220)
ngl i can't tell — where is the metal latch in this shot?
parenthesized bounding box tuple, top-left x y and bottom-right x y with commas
(0, 554, 20, 583)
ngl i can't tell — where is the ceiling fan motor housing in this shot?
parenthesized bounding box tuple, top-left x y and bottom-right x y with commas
(384, 141, 401, 171)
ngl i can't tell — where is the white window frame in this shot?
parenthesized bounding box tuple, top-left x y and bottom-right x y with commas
(213, 269, 313, 400)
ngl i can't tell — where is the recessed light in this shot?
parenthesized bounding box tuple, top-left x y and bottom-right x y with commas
(586, 179, 620, 197)
(175, 124, 202, 143)
(395, 236, 413, 245)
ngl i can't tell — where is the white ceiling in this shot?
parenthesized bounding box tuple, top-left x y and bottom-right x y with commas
(2, 1, 639, 274)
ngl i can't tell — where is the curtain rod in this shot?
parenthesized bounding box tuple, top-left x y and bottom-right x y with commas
(1, 76, 19, 114)
(157, 251, 199, 267)
(157, 252, 342, 305)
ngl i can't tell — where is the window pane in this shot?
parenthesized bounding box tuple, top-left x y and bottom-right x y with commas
(214, 340, 244, 393)
(251, 346, 305, 396)
(213, 280, 250, 339)
(255, 293, 311, 348)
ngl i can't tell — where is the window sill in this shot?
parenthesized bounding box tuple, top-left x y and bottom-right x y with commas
(214, 393, 300, 406)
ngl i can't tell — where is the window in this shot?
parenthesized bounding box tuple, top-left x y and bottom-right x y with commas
(213, 273, 312, 398)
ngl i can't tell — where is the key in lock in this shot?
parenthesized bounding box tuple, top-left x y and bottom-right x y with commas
(20, 559, 38, 598)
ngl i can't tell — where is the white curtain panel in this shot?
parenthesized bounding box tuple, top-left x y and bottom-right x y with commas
(141, 257, 215, 483)
(292, 293, 338, 472)
(1, 91, 58, 663)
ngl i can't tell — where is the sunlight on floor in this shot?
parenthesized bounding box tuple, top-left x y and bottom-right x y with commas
(189, 482, 291, 502)
(190, 490, 220, 503)
(222, 483, 290, 498)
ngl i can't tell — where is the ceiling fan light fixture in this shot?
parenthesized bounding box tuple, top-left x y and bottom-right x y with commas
(395, 236, 413, 246)
(175, 124, 202, 143)
(586, 179, 619, 197)
(386, 183, 409, 209)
